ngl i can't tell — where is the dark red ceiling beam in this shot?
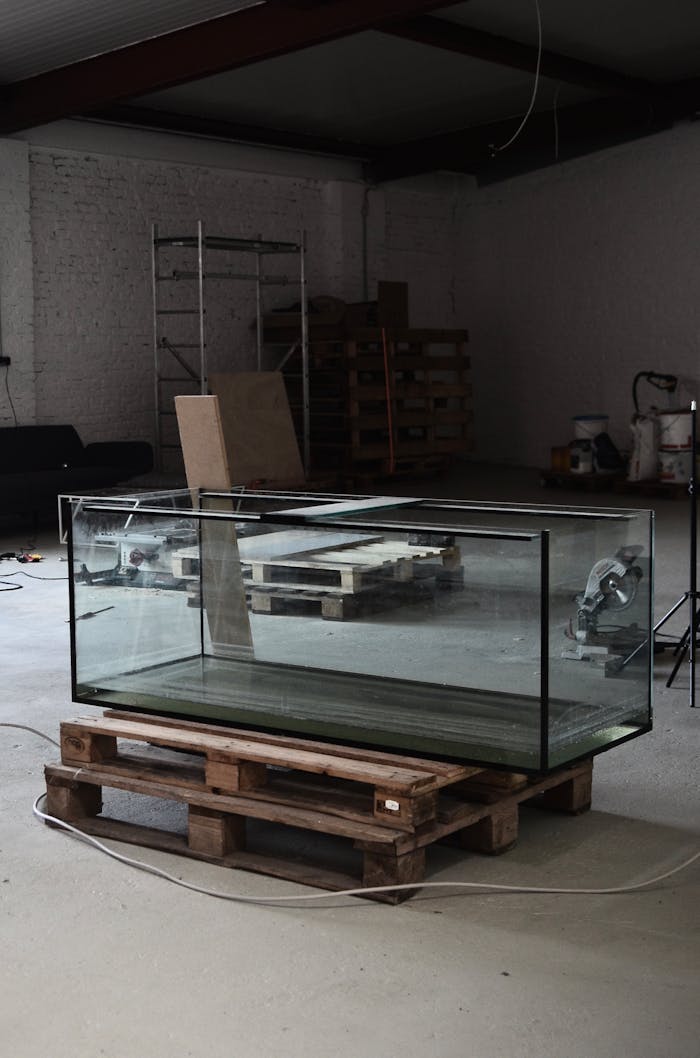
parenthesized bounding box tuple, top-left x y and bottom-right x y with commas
(367, 96, 675, 184)
(86, 103, 376, 159)
(381, 16, 660, 101)
(0, 0, 451, 134)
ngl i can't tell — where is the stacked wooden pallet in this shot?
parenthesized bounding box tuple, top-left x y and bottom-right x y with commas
(44, 712, 593, 903)
(281, 328, 473, 482)
(172, 535, 464, 620)
(247, 536, 463, 618)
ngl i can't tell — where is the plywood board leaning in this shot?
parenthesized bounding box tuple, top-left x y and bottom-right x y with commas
(174, 394, 231, 492)
(209, 371, 304, 487)
(174, 393, 252, 659)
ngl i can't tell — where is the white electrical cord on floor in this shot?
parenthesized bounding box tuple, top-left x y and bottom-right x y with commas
(31, 794, 700, 904)
(1, 722, 60, 747)
(5, 724, 700, 905)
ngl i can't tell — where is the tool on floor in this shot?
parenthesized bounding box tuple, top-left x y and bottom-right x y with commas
(75, 526, 197, 588)
(563, 545, 645, 671)
(69, 605, 115, 623)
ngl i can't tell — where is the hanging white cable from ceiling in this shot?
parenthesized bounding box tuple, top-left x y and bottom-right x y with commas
(490, 0, 543, 155)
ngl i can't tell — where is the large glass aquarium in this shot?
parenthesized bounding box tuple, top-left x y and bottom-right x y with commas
(65, 489, 653, 773)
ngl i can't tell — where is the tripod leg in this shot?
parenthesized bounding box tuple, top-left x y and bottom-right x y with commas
(690, 604, 700, 708)
(663, 608, 700, 690)
(654, 592, 690, 633)
(667, 632, 691, 688)
(672, 624, 692, 658)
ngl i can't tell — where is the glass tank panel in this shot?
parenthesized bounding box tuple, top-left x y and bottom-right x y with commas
(66, 490, 653, 772)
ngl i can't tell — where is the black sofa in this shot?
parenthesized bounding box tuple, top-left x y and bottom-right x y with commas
(0, 424, 153, 520)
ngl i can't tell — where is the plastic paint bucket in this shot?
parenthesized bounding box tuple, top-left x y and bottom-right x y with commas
(573, 415, 608, 441)
(658, 447, 692, 484)
(628, 415, 658, 482)
(657, 410, 693, 450)
(569, 439, 593, 474)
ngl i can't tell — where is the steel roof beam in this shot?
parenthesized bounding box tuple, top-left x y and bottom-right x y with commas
(0, 0, 450, 134)
(367, 96, 675, 184)
(381, 16, 660, 101)
(86, 104, 376, 160)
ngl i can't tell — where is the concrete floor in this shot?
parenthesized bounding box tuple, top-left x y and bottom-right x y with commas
(1, 463, 699, 1058)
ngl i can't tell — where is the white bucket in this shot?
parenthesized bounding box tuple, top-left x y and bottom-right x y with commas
(658, 447, 692, 484)
(569, 439, 593, 474)
(657, 410, 692, 450)
(573, 415, 608, 441)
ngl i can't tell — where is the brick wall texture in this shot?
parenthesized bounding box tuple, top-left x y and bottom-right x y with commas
(1, 124, 698, 466)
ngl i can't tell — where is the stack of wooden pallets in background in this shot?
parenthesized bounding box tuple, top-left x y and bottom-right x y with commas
(280, 328, 473, 485)
(263, 282, 472, 486)
(172, 532, 465, 620)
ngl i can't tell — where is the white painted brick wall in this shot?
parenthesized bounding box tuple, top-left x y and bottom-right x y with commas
(461, 126, 700, 466)
(0, 139, 35, 427)
(29, 149, 331, 445)
(384, 179, 468, 329)
(24, 140, 472, 454)
(9, 121, 700, 468)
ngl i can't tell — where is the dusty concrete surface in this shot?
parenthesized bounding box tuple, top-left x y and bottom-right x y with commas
(1, 464, 698, 1058)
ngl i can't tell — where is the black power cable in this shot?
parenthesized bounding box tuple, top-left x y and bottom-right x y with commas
(3, 363, 18, 427)
(632, 371, 678, 414)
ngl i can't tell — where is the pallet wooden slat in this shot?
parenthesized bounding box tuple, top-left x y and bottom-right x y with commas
(349, 382, 471, 401)
(246, 537, 461, 604)
(60, 716, 444, 796)
(102, 709, 471, 780)
(45, 762, 401, 844)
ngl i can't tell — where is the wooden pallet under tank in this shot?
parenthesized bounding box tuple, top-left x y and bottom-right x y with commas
(43, 712, 593, 903)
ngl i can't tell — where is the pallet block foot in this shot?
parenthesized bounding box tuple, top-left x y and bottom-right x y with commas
(539, 762, 593, 815)
(205, 758, 267, 793)
(362, 847, 426, 903)
(45, 773, 102, 821)
(374, 788, 438, 828)
(61, 725, 117, 764)
(455, 804, 519, 854)
(188, 806, 246, 857)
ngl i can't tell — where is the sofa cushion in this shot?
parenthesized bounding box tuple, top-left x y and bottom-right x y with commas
(0, 426, 155, 519)
(83, 441, 153, 475)
(0, 425, 86, 471)
(0, 466, 141, 512)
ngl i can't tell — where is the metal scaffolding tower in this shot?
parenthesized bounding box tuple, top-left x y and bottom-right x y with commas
(151, 220, 308, 473)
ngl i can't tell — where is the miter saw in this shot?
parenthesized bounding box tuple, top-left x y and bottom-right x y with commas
(562, 545, 645, 670)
